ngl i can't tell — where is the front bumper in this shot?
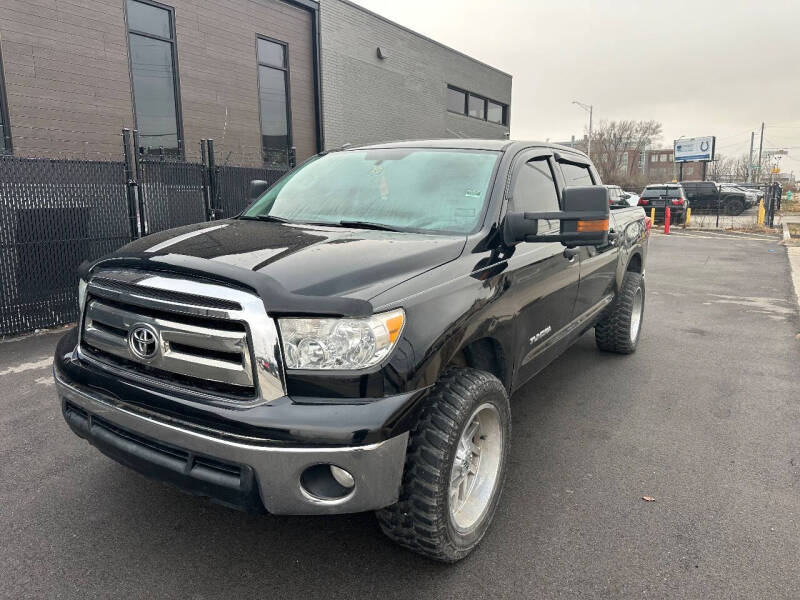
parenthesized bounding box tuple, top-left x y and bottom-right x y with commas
(55, 368, 409, 515)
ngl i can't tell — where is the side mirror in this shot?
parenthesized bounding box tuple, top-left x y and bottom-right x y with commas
(502, 186, 609, 247)
(249, 179, 271, 202)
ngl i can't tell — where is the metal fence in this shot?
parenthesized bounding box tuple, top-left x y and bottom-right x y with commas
(0, 132, 289, 336)
(687, 182, 782, 230)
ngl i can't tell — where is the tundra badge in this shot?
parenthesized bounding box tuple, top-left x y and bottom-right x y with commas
(530, 326, 552, 345)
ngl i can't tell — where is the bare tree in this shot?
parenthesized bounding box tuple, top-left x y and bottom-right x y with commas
(590, 119, 663, 184)
(708, 153, 749, 182)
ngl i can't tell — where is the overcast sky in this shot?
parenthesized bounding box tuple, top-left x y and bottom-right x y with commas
(351, 0, 800, 173)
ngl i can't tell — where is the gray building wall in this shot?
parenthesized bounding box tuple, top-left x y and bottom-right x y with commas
(319, 0, 511, 150)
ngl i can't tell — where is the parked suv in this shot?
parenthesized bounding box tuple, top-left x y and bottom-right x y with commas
(680, 181, 749, 215)
(638, 183, 688, 223)
(54, 140, 649, 562)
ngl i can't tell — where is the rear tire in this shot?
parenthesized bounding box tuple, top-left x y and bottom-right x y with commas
(376, 367, 511, 563)
(595, 272, 645, 354)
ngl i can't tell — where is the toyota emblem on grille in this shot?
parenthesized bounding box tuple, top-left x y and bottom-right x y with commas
(128, 324, 158, 359)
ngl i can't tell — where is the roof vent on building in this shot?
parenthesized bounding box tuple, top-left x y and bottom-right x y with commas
(376, 46, 388, 60)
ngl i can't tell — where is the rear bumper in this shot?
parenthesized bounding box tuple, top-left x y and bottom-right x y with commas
(641, 205, 686, 214)
(55, 369, 409, 515)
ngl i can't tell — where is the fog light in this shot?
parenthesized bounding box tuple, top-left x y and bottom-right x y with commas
(300, 464, 355, 501)
(330, 465, 355, 489)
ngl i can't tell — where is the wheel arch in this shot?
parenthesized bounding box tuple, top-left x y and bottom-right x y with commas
(626, 252, 643, 274)
(446, 336, 510, 391)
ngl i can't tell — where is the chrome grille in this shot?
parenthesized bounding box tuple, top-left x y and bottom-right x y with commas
(79, 269, 285, 402)
(90, 277, 242, 312)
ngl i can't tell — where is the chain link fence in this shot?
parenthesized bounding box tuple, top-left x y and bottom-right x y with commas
(686, 183, 782, 230)
(0, 132, 290, 336)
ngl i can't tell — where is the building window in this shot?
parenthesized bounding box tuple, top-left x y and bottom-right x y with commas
(256, 36, 291, 168)
(0, 43, 12, 154)
(126, 0, 182, 156)
(487, 100, 505, 124)
(446, 85, 507, 125)
(468, 94, 485, 119)
(447, 87, 466, 114)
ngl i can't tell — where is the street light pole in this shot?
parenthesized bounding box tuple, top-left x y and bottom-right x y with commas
(572, 101, 593, 159)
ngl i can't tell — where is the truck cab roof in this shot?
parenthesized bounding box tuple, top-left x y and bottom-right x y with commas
(345, 139, 591, 159)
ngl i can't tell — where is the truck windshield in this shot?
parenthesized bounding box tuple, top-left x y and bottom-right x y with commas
(642, 187, 683, 198)
(242, 148, 500, 234)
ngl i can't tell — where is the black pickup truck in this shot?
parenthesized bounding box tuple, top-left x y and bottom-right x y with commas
(680, 180, 751, 215)
(54, 140, 649, 562)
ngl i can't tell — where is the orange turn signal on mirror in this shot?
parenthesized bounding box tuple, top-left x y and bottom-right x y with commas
(576, 218, 609, 233)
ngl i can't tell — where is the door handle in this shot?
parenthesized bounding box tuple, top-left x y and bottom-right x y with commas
(563, 247, 579, 260)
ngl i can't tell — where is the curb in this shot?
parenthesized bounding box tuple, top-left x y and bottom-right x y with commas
(788, 246, 800, 316)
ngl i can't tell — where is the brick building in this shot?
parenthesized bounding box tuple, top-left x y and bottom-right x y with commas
(0, 0, 511, 165)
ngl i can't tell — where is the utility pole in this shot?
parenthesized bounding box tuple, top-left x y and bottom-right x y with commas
(588, 105, 592, 160)
(747, 131, 755, 183)
(572, 101, 593, 159)
(757, 122, 765, 183)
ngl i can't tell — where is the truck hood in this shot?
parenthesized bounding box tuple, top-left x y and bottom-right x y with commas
(113, 219, 466, 301)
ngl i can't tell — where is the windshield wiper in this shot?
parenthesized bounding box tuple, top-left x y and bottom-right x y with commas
(337, 220, 405, 232)
(239, 214, 292, 223)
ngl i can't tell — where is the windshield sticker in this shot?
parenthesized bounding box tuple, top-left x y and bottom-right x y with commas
(465, 189, 482, 198)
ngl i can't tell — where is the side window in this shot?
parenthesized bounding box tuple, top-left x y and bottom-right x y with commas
(511, 158, 560, 232)
(559, 162, 594, 187)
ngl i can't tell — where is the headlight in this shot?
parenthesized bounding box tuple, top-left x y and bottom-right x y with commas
(278, 309, 405, 370)
(78, 279, 88, 312)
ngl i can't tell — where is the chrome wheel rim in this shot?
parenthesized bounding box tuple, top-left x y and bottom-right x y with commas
(448, 403, 503, 533)
(630, 287, 643, 344)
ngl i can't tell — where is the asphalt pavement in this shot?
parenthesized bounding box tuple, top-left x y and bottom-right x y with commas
(1, 231, 798, 599)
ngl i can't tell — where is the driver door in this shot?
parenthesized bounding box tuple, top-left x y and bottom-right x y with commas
(505, 151, 581, 389)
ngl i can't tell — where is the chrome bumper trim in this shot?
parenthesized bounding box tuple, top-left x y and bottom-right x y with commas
(55, 371, 408, 515)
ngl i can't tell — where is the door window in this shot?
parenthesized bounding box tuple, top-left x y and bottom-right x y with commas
(511, 158, 560, 232)
(559, 162, 594, 187)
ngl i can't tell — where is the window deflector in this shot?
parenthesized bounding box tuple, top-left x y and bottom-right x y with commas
(553, 151, 591, 167)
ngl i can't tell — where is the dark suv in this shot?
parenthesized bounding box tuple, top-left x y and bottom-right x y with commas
(680, 181, 749, 215)
(638, 183, 688, 223)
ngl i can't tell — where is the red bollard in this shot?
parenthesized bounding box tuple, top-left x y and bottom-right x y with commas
(664, 207, 671, 235)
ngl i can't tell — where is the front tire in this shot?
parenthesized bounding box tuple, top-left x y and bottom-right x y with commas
(595, 271, 645, 354)
(376, 367, 511, 562)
